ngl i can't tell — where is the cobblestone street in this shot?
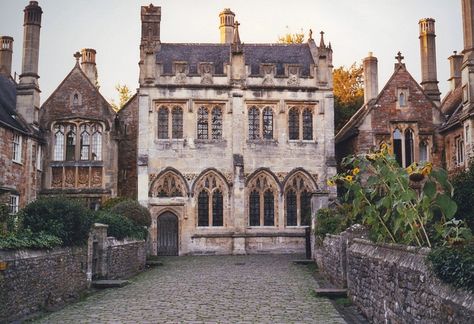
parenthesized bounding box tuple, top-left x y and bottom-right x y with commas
(37, 254, 346, 323)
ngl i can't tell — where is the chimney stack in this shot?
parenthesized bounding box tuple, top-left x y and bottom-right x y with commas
(80, 48, 98, 87)
(419, 18, 440, 102)
(448, 51, 463, 91)
(219, 8, 235, 44)
(16, 1, 42, 125)
(0, 36, 13, 77)
(363, 52, 378, 104)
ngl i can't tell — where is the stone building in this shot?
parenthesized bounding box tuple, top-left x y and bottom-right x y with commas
(39, 49, 119, 208)
(336, 19, 444, 168)
(0, 1, 44, 212)
(135, 5, 336, 255)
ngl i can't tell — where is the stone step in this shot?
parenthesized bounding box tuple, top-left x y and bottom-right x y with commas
(146, 260, 164, 267)
(292, 259, 314, 265)
(92, 280, 129, 289)
(314, 288, 348, 299)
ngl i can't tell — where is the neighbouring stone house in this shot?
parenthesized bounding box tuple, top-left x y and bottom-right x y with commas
(0, 2, 43, 212)
(136, 5, 336, 255)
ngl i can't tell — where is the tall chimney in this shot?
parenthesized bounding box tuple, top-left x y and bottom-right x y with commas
(219, 8, 235, 44)
(448, 51, 463, 91)
(419, 18, 440, 102)
(0, 36, 13, 77)
(16, 1, 42, 125)
(363, 52, 378, 104)
(81, 48, 98, 87)
(462, 0, 474, 61)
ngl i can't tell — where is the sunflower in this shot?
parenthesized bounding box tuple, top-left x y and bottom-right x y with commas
(352, 167, 360, 176)
(345, 175, 354, 183)
(327, 179, 336, 187)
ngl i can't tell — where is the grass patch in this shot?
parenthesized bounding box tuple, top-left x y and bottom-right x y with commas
(335, 297, 352, 306)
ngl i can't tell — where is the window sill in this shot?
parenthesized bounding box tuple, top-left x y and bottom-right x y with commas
(194, 139, 226, 144)
(246, 139, 278, 145)
(287, 140, 317, 145)
(247, 226, 278, 229)
(12, 160, 23, 165)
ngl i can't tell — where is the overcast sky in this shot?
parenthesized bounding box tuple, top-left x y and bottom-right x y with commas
(0, 0, 463, 105)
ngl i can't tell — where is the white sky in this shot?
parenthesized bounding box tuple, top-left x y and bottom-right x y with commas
(0, 0, 463, 105)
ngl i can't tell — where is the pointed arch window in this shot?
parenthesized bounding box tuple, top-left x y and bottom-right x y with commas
(285, 173, 315, 226)
(263, 190, 274, 226)
(91, 124, 102, 161)
(248, 106, 260, 140)
(158, 106, 169, 139)
(80, 125, 90, 160)
(54, 125, 65, 161)
(172, 106, 183, 139)
(212, 190, 224, 226)
(399, 92, 406, 107)
(65, 125, 77, 161)
(249, 190, 260, 226)
(211, 106, 223, 140)
(197, 106, 209, 139)
(302, 108, 313, 140)
(405, 129, 414, 167)
(198, 191, 209, 226)
(289, 108, 299, 140)
(393, 129, 403, 166)
(262, 107, 273, 140)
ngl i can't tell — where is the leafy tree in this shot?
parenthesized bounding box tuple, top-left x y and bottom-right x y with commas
(451, 160, 474, 232)
(277, 29, 305, 44)
(110, 83, 132, 111)
(333, 63, 364, 132)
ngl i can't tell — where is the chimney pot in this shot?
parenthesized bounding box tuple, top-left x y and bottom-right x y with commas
(363, 52, 378, 104)
(80, 48, 99, 87)
(0, 36, 14, 77)
(419, 18, 440, 102)
(219, 8, 235, 44)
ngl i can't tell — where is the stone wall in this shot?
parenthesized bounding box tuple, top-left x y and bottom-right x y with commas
(0, 247, 88, 323)
(106, 239, 146, 279)
(315, 235, 474, 323)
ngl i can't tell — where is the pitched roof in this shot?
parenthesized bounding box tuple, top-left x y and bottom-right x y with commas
(335, 64, 440, 144)
(439, 86, 463, 132)
(156, 43, 315, 77)
(0, 74, 29, 133)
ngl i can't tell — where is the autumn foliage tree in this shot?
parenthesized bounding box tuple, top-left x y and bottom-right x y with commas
(333, 63, 364, 132)
(277, 28, 305, 44)
(110, 83, 132, 111)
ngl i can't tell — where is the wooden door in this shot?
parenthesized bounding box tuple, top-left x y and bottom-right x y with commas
(157, 212, 178, 256)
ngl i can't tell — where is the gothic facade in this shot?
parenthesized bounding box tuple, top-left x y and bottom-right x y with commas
(136, 6, 336, 255)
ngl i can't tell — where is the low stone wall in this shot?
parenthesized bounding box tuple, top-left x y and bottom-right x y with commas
(0, 247, 88, 323)
(347, 239, 474, 323)
(315, 234, 474, 323)
(106, 239, 146, 279)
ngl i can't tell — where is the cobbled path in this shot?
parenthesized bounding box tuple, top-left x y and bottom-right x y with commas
(37, 254, 346, 323)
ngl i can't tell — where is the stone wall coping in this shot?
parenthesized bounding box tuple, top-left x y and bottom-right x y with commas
(93, 223, 109, 229)
(106, 238, 146, 247)
(350, 238, 431, 255)
(192, 231, 305, 239)
(0, 245, 86, 261)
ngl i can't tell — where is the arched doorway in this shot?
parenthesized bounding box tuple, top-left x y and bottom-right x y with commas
(156, 212, 178, 256)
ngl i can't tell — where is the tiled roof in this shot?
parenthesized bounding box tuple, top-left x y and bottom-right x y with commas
(440, 86, 462, 116)
(156, 43, 315, 77)
(0, 75, 28, 133)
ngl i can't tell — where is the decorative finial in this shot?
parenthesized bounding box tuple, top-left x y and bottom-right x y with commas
(319, 31, 325, 48)
(454, 50, 458, 55)
(232, 21, 243, 53)
(73, 51, 81, 65)
(309, 29, 313, 40)
(396, 51, 404, 64)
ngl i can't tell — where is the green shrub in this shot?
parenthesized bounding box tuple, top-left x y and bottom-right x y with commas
(428, 242, 474, 292)
(95, 211, 147, 240)
(110, 200, 151, 227)
(0, 229, 62, 250)
(101, 197, 131, 211)
(451, 161, 474, 232)
(315, 204, 356, 239)
(21, 197, 93, 246)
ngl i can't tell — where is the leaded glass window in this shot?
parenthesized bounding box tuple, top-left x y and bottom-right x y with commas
(248, 107, 260, 140)
(212, 190, 223, 226)
(263, 190, 274, 226)
(197, 107, 209, 140)
(286, 190, 297, 226)
(80, 125, 90, 160)
(198, 190, 209, 226)
(302, 108, 313, 140)
(211, 107, 223, 140)
(54, 125, 65, 161)
(249, 190, 260, 226)
(65, 125, 76, 161)
(419, 141, 428, 162)
(301, 190, 311, 226)
(289, 108, 299, 140)
(405, 129, 414, 167)
(172, 106, 183, 139)
(158, 106, 169, 139)
(91, 124, 102, 161)
(262, 107, 273, 140)
(393, 129, 402, 167)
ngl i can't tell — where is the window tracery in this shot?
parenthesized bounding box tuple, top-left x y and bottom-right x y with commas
(247, 171, 278, 226)
(248, 105, 275, 140)
(157, 105, 184, 140)
(288, 106, 313, 140)
(150, 171, 186, 197)
(284, 172, 315, 227)
(52, 122, 102, 161)
(194, 172, 227, 227)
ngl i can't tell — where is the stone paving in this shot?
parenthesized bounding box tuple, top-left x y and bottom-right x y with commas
(37, 254, 346, 323)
